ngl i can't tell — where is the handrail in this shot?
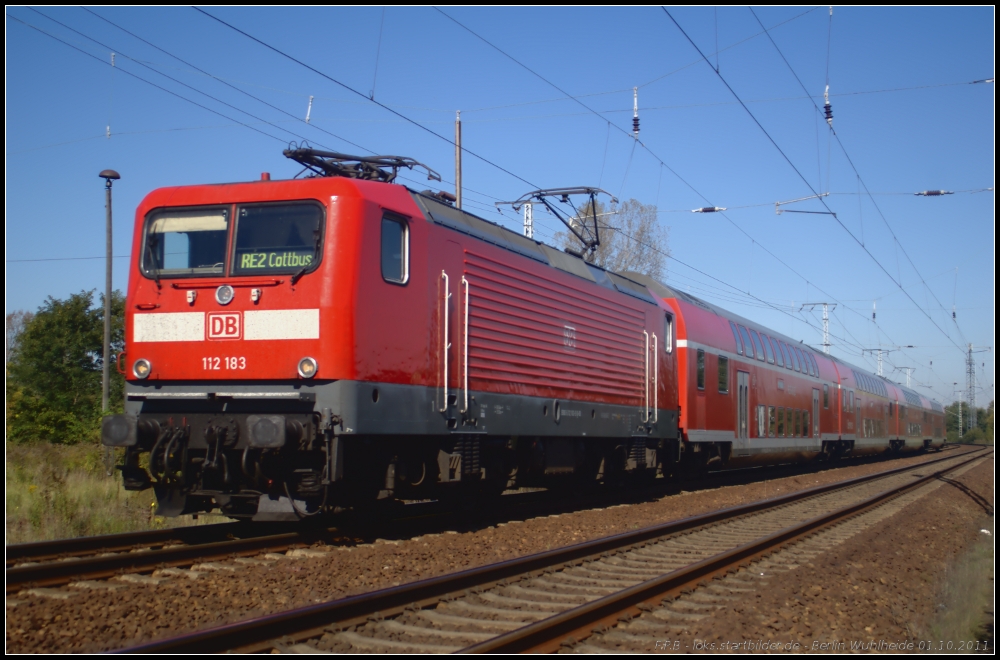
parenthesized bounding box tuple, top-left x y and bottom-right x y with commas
(652, 332, 658, 423)
(439, 271, 450, 413)
(171, 279, 283, 289)
(642, 330, 649, 423)
(460, 276, 470, 414)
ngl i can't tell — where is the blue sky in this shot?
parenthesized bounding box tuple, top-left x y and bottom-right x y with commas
(6, 7, 994, 407)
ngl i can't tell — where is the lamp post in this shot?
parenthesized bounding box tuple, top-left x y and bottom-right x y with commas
(99, 169, 120, 415)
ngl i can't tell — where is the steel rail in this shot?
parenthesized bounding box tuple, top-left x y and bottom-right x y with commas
(6, 521, 255, 565)
(115, 446, 985, 654)
(11, 446, 956, 569)
(462, 449, 991, 653)
(6, 446, 966, 590)
(6, 530, 314, 593)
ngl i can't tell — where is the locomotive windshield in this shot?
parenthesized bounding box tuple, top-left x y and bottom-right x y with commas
(231, 202, 323, 276)
(142, 207, 229, 278)
(141, 202, 324, 279)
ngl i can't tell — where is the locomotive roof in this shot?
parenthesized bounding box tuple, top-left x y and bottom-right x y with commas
(407, 189, 941, 411)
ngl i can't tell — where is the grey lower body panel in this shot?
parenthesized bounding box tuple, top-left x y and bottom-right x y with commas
(124, 379, 678, 442)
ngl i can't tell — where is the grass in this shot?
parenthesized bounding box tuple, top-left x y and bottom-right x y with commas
(923, 518, 995, 652)
(5, 442, 216, 545)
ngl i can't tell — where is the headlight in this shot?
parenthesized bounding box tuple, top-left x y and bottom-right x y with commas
(133, 359, 151, 379)
(215, 285, 235, 305)
(297, 357, 317, 378)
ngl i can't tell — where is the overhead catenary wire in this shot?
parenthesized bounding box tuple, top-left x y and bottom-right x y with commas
(9, 14, 288, 144)
(663, 7, 967, 359)
(433, 6, 946, 373)
(26, 8, 330, 150)
(193, 7, 541, 191)
(370, 7, 387, 100)
(80, 7, 369, 153)
(25, 10, 512, 217)
(11, 12, 518, 241)
(747, 6, 974, 354)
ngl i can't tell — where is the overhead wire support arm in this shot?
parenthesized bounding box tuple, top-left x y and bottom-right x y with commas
(496, 187, 618, 254)
(283, 146, 441, 184)
(775, 193, 832, 215)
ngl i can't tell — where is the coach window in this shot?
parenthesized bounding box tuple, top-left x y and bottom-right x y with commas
(802, 410, 809, 437)
(823, 384, 829, 408)
(231, 202, 324, 277)
(769, 336, 784, 367)
(808, 354, 818, 377)
(749, 330, 766, 362)
(780, 341, 793, 370)
(777, 408, 785, 437)
(760, 333, 775, 364)
(737, 325, 754, 359)
(768, 406, 776, 437)
(718, 356, 729, 393)
(729, 321, 743, 356)
(805, 352, 815, 377)
(793, 409, 801, 437)
(142, 206, 229, 278)
(696, 349, 705, 390)
(664, 314, 674, 353)
(757, 405, 766, 437)
(793, 347, 806, 373)
(788, 346, 800, 372)
(381, 215, 409, 284)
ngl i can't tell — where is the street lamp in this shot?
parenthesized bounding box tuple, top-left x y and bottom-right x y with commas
(99, 169, 120, 416)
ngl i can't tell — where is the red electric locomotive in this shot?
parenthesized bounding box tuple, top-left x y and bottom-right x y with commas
(101, 149, 944, 520)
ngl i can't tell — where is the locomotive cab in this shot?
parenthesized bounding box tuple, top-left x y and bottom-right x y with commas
(102, 172, 354, 519)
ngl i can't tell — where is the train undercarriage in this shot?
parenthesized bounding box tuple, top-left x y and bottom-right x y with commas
(106, 410, 679, 521)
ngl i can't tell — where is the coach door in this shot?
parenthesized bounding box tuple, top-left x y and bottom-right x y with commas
(737, 371, 749, 452)
(813, 388, 820, 438)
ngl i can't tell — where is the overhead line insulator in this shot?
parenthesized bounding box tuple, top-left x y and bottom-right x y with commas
(823, 84, 833, 127)
(632, 86, 639, 137)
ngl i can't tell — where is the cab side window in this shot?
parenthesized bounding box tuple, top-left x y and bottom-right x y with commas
(381, 215, 409, 284)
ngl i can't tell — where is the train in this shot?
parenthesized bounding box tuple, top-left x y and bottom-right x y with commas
(101, 148, 945, 520)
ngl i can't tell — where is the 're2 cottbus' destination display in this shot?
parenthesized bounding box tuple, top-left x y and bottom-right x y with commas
(102, 148, 946, 521)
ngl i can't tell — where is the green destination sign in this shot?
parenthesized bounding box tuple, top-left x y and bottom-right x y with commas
(238, 251, 313, 269)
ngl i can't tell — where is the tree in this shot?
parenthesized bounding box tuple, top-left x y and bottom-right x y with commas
(6, 290, 125, 444)
(944, 399, 993, 444)
(6, 310, 34, 363)
(556, 199, 670, 281)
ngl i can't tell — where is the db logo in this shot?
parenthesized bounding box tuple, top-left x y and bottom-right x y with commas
(563, 325, 576, 351)
(207, 312, 242, 340)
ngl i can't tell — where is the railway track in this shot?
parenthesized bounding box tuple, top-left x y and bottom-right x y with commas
(116, 445, 989, 653)
(6, 447, 962, 595)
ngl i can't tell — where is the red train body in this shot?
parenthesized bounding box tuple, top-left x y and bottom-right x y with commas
(102, 160, 944, 520)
